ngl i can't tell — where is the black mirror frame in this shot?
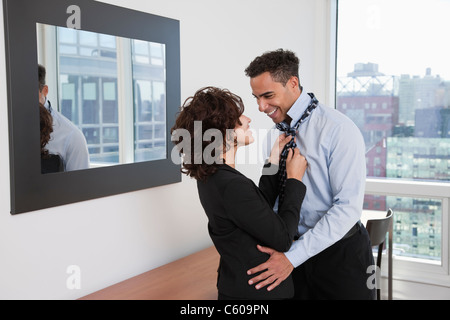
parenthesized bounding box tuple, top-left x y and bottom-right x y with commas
(3, 0, 181, 214)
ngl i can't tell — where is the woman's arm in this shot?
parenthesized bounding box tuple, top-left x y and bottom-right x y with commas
(257, 133, 292, 206)
(258, 163, 280, 208)
(223, 176, 306, 252)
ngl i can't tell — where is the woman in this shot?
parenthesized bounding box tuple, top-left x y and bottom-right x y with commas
(171, 87, 307, 300)
(40, 103, 63, 174)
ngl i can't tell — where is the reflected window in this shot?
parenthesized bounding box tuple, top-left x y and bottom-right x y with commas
(132, 38, 167, 162)
(38, 23, 167, 167)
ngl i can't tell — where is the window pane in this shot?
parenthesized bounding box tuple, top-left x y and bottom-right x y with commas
(58, 27, 77, 44)
(133, 40, 149, 56)
(59, 45, 77, 55)
(132, 42, 167, 162)
(102, 81, 118, 124)
(99, 34, 116, 49)
(150, 43, 163, 58)
(57, 26, 119, 165)
(336, 0, 450, 183)
(365, 195, 442, 263)
(83, 127, 100, 144)
(103, 127, 119, 144)
(82, 80, 99, 124)
(61, 82, 77, 124)
(79, 30, 98, 46)
(153, 81, 166, 122)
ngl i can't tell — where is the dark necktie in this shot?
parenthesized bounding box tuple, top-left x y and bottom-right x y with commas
(275, 93, 318, 208)
(47, 99, 53, 113)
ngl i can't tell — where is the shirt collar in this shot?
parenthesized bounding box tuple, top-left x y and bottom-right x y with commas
(286, 88, 312, 127)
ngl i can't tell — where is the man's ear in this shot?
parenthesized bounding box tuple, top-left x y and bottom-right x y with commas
(288, 76, 299, 89)
(42, 85, 49, 96)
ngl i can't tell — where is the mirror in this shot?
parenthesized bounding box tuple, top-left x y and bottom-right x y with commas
(37, 23, 168, 171)
(4, 0, 181, 214)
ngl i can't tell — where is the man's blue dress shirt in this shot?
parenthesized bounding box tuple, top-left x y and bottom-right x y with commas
(262, 89, 366, 267)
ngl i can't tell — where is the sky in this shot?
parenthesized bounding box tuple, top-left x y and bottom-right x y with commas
(337, 0, 450, 80)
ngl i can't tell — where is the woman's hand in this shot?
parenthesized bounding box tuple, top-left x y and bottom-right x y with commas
(269, 134, 292, 165)
(286, 148, 307, 181)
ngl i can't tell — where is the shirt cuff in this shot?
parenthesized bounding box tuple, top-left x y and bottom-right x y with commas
(284, 239, 309, 268)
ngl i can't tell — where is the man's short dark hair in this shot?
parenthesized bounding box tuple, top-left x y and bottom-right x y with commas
(245, 49, 300, 86)
(38, 64, 46, 91)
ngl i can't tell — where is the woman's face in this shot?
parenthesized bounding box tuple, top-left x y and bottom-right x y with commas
(234, 114, 254, 147)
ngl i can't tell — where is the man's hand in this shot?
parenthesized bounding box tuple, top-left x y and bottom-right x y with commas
(247, 245, 294, 291)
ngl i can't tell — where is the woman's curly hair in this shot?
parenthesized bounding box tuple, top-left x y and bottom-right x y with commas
(39, 103, 53, 158)
(171, 87, 244, 181)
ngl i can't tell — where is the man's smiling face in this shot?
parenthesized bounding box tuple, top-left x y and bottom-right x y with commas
(250, 71, 301, 124)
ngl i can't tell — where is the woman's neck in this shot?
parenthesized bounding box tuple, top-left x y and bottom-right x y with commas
(222, 146, 238, 168)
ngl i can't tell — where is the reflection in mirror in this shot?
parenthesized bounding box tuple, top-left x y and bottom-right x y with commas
(37, 23, 167, 171)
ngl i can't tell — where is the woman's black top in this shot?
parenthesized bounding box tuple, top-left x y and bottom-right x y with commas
(197, 163, 306, 299)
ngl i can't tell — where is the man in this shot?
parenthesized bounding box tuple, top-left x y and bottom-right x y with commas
(39, 64, 90, 171)
(245, 49, 375, 299)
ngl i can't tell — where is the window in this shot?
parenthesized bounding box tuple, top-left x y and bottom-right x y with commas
(336, 0, 450, 273)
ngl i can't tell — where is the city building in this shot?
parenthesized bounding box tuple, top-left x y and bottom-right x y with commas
(337, 63, 449, 261)
(398, 69, 443, 125)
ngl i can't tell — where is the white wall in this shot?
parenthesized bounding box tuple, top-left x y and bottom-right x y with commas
(0, 0, 330, 299)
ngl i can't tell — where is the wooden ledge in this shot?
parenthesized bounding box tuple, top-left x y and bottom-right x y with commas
(79, 246, 219, 300)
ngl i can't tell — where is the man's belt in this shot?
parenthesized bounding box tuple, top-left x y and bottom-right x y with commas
(342, 220, 363, 240)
